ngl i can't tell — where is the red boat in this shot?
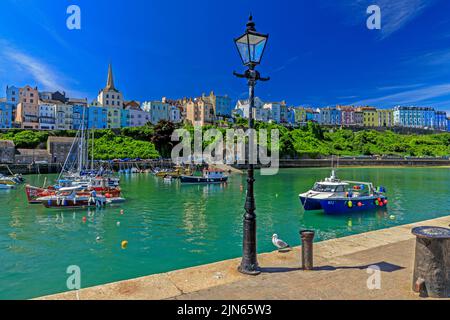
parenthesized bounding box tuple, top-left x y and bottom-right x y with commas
(25, 184, 121, 204)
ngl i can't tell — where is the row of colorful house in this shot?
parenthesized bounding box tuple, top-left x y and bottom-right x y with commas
(0, 65, 233, 130)
(0, 63, 449, 132)
(233, 99, 450, 131)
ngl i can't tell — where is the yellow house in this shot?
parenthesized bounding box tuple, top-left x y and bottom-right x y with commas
(357, 107, 378, 127)
(377, 109, 394, 127)
(294, 108, 307, 124)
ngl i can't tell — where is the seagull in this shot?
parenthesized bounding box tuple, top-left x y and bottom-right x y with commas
(272, 234, 291, 251)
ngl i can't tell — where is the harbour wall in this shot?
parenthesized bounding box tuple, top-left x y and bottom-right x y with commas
(36, 215, 450, 300)
(1, 158, 449, 175)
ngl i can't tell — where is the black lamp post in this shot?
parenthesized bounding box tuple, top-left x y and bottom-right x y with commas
(234, 15, 269, 275)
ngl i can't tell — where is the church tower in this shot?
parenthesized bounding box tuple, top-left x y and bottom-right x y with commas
(97, 64, 123, 108)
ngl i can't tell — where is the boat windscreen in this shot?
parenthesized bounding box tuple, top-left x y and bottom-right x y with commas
(312, 183, 345, 192)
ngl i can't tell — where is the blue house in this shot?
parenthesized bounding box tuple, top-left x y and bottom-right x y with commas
(72, 104, 88, 130)
(319, 107, 342, 125)
(121, 109, 130, 127)
(435, 111, 447, 130)
(87, 106, 108, 129)
(0, 102, 13, 129)
(6, 85, 20, 109)
(287, 108, 296, 125)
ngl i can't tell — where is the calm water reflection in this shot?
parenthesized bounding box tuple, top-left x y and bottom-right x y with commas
(0, 167, 449, 299)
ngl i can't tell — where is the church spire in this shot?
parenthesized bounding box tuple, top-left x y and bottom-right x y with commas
(105, 63, 116, 91)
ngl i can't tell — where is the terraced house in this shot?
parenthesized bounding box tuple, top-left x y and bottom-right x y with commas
(394, 106, 437, 129)
(185, 97, 215, 127)
(337, 106, 355, 126)
(319, 107, 341, 126)
(122, 101, 150, 127)
(55, 104, 73, 130)
(14, 85, 39, 129)
(377, 109, 394, 127)
(357, 107, 378, 127)
(201, 91, 232, 118)
(0, 101, 12, 129)
(87, 106, 108, 129)
(142, 100, 170, 125)
(38, 103, 56, 130)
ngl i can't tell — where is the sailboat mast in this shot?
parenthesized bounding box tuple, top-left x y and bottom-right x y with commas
(91, 129, 94, 171)
(79, 106, 87, 174)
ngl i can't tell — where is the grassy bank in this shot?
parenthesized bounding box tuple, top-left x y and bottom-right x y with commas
(1, 121, 449, 160)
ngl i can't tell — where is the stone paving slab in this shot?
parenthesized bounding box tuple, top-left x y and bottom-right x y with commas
(37, 215, 450, 300)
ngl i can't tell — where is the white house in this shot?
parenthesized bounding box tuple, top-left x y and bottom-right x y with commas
(38, 103, 56, 130)
(142, 101, 170, 124)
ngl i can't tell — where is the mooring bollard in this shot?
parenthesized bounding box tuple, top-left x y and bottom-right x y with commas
(300, 230, 315, 270)
(411, 226, 450, 298)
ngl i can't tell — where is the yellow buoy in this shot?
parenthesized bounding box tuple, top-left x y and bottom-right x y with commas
(121, 240, 128, 249)
(389, 215, 396, 220)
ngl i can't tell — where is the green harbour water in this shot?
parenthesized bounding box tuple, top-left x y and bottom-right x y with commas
(0, 167, 449, 300)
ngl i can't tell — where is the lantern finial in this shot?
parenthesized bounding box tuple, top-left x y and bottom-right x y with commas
(247, 14, 256, 31)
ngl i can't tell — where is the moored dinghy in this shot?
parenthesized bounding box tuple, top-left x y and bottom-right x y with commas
(180, 168, 228, 184)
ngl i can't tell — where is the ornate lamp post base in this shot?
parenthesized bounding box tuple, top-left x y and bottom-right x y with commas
(238, 266, 261, 276)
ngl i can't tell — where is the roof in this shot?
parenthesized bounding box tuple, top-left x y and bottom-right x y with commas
(39, 99, 61, 105)
(105, 63, 119, 92)
(319, 181, 349, 186)
(124, 100, 141, 110)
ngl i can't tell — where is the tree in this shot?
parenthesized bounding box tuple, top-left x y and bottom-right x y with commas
(151, 120, 176, 158)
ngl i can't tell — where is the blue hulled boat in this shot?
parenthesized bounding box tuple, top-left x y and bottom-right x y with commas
(299, 170, 348, 210)
(299, 170, 388, 214)
(180, 168, 228, 184)
(319, 194, 388, 214)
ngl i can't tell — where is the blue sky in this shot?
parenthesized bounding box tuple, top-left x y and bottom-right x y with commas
(1, 0, 450, 113)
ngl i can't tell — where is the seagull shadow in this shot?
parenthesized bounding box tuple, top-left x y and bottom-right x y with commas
(314, 261, 405, 273)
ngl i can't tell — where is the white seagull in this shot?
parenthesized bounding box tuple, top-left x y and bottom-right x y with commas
(272, 234, 291, 251)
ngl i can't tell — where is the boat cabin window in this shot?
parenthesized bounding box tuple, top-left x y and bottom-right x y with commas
(313, 183, 346, 193)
